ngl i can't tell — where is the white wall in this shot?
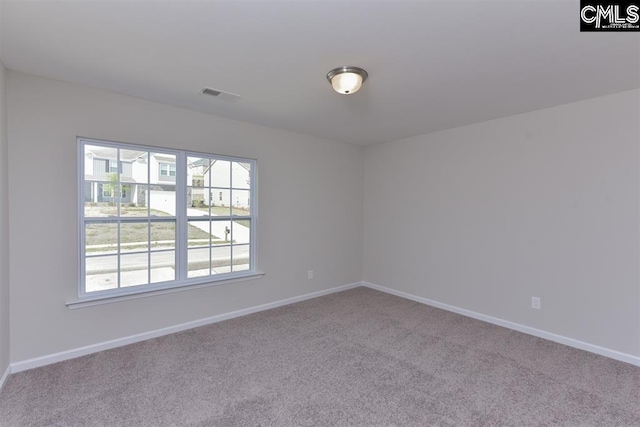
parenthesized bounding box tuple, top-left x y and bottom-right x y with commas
(0, 61, 10, 376)
(363, 90, 640, 357)
(7, 71, 363, 362)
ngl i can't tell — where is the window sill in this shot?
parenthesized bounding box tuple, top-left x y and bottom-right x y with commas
(66, 271, 266, 310)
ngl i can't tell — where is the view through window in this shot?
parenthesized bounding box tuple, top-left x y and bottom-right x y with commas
(80, 138, 256, 297)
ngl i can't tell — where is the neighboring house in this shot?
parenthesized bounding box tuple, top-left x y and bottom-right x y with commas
(84, 146, 251, 212)
(187, 157, 251, 210)
(83, 147, 141, 204)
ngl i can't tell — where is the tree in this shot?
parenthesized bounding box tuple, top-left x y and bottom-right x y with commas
(104, 173, 121, 206)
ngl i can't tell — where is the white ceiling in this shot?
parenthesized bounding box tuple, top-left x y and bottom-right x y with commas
(1, 1, 639, 146)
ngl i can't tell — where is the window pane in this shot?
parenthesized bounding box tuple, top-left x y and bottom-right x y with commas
(188, 220, 210, 247)
(151, 221, 175, 250)
(116, 184, 144, 216)
(123, 183, 148, 212)
(84, 201, 98, 217)
(104, 177, 124, 208)
(232, 162, 251, 190)
(210, 159, 231, 188)
(84, 145, 117, 180)
(84, 182, 108, 217)
(151, 251, 175, 283)
(128, 151, 149, 184)
(231, 189, 250, 216)
(211, 220, 232, 244)
(120, 253, 149, 288)
(188, 247, 210, 278)
(188, 185, 209, 212)
(211, 189, 231, 216)
(120, 149, 145, 184)
(152, 153, 176, 183)
(120, 221, 149, 253)
(85, 222, 118, 255)
(84, 182, 120, 217)
(188, 156, 210, 187)
(232, 220, 250, 245)
(85, 255, 118, 292)
(119, 184, 132, 206)
(149, 185, 176, 216)
(212, 245, 231, 275)
(232, 244, 250, 272)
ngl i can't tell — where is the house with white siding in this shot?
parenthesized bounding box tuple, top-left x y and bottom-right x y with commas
(83, 146, 250, 214)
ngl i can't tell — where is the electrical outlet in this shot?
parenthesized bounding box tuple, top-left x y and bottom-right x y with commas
(308, 270, 314, 280)
(531, 297, 541, 310)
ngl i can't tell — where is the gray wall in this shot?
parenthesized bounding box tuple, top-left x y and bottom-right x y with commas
(363, 89, 640, 357)
(7, 71, 364, 362)
(5, 70, 639, 365)
(0, 61, 9, 375)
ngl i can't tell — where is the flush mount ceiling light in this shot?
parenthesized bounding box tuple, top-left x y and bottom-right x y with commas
(326, 66, 368, 95)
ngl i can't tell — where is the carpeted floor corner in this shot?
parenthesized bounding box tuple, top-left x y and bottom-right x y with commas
(0, 287, 638, 426)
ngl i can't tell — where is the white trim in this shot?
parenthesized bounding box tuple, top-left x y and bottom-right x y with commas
(19, 281, 637, 374)
(67, 271, 266, 309)
(0, 364, 10, 393)
(13, 281, 362, 373)
(362, 281, 640, 367)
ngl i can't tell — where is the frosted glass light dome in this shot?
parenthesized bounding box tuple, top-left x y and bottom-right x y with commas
(326, 67, 368, 95)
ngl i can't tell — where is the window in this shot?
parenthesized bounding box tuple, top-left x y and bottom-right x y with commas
(79, 138, 257, 298)
(106, 159, 119, 173)
(159, 162, 176, 177)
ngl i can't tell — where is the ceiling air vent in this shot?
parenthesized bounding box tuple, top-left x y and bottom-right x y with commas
(200, 87, 242, 102)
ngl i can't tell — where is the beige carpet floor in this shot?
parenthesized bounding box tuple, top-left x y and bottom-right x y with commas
(0, 287, 638, 426)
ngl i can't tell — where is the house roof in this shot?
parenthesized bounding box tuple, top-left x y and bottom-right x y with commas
(86, 147, 145, 161)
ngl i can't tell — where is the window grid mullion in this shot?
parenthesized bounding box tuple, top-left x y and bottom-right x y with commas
(250, 162, 255, 272)
(147, 151, 151, 285)
(229, 161, 233, 273)
(208, 158, 212, 275)
(78, 142, 85, 297)
(116, 148, 121, 290)
(147, 217, 151, 285)
(176, 151, 188, 281)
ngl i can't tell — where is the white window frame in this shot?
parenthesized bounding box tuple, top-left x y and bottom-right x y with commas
(77, 137, 259, 303)
(159, 162, 176, 177)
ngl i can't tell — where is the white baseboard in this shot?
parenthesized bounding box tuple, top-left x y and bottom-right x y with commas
(11, 280, 638, 374)
(362, 281, 640, 367)
(0, 364, 10, 393)
(11, 282, 362, 373)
